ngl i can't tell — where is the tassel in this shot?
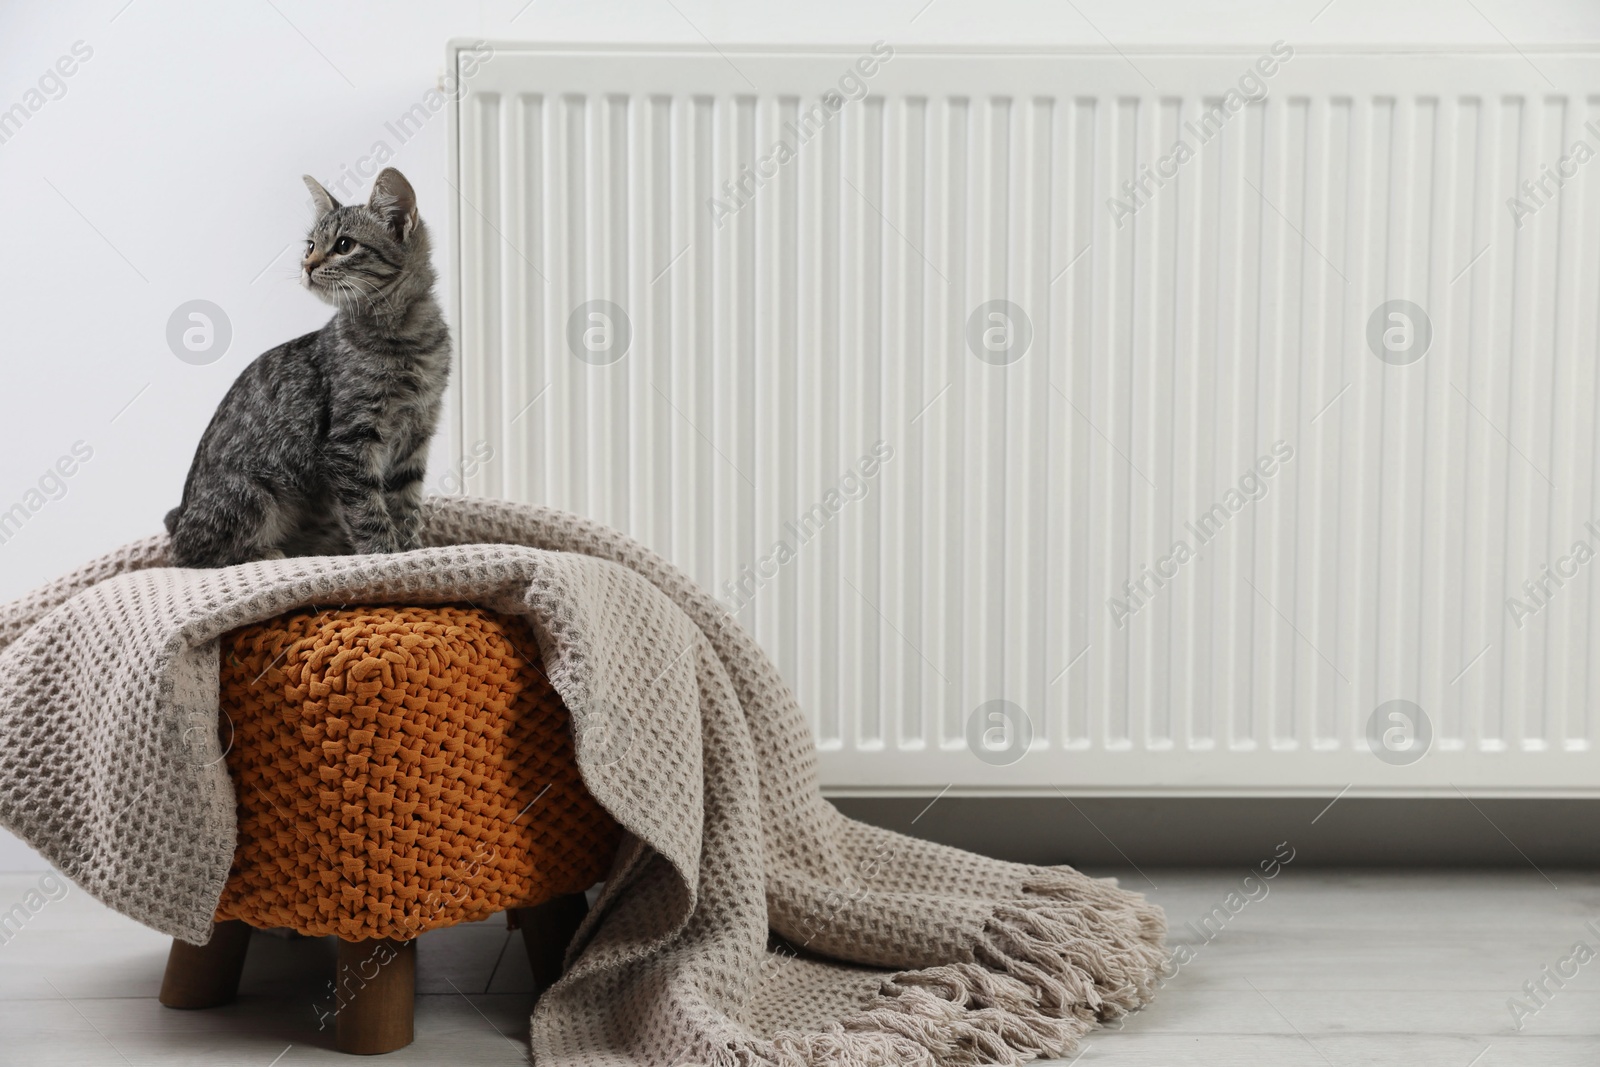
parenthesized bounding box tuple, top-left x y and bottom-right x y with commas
(758, 866, 1166, 1066)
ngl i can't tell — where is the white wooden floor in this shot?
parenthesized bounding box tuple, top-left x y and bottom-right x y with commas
(1, 869, 1595, 1065)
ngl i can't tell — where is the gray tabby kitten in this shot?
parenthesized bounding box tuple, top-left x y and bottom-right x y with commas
(165, 168, 450, 567)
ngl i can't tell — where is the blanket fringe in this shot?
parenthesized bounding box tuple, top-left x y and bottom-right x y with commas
(758, 869, 1168, 1066)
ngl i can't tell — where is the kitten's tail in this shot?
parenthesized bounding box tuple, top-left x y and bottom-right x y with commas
(163, 506, 182, 534)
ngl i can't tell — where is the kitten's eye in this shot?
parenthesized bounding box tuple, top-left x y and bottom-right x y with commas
(304, 240, 314, 257)
(333, 236, 356, 255)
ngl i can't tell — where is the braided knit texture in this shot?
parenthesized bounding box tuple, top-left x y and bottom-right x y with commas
(213, 605, 618, 940)
(0, 496, 1167, 1066)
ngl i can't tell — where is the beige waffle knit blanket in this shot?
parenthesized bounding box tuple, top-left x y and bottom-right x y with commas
(0, 496, 1164, 1065)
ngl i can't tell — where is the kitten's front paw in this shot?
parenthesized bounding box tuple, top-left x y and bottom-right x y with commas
(356, 537, 400, 556)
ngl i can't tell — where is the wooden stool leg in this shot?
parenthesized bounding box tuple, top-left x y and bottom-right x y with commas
(515, 892, 589, 992)
(159, 920, 253, 1009)
(334, 937, 416, 1055)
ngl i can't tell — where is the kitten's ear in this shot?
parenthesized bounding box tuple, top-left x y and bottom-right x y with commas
(302, 175, 340, 217)
(368, 168, 418, 242)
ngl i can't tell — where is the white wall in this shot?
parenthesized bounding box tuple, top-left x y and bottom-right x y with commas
(1, 0, 1592, 870)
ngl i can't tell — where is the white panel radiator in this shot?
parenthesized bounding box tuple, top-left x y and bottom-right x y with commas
(448, 42, 1600, 795)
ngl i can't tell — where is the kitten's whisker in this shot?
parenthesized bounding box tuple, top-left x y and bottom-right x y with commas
(344, 273, 401, 319)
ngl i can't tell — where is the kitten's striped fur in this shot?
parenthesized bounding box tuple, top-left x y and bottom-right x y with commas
(165, 168, 450, 567)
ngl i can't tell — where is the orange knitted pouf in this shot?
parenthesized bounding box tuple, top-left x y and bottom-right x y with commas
(212, 605, 620, 942)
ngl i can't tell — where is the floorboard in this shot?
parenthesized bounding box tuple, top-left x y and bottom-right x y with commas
(0, 870, 1593, 1065)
